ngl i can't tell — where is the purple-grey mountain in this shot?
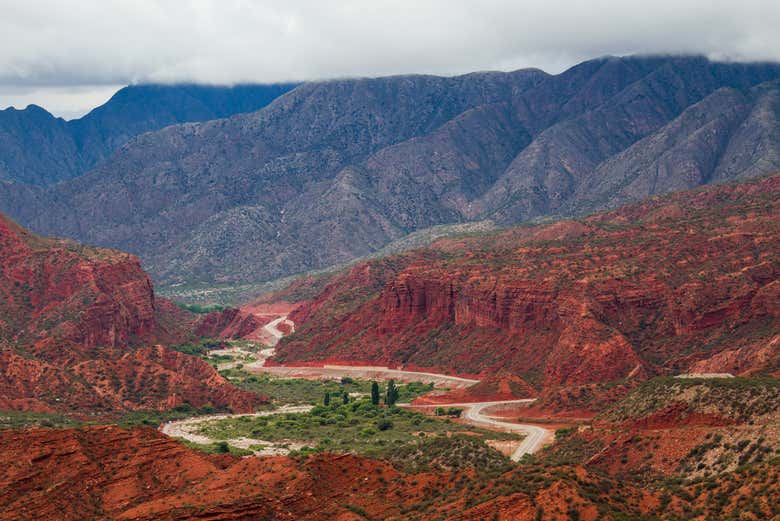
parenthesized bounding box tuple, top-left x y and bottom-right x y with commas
(0, 83, 297, 185)
(2, 55, 780, 286)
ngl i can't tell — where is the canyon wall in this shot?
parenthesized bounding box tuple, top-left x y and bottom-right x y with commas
(0, 212, 264, 412)
(281, 175, 780, 389)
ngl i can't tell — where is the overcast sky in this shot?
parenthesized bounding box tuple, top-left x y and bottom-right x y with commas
(2, 0, 780, 119)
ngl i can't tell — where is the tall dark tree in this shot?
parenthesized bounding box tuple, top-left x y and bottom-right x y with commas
(386, 379, 399, 406)
(370, 382, 380, 406)
(324, 392, 331, 406)
(342, 391, 349, 405)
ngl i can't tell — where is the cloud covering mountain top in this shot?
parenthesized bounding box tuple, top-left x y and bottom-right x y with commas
(2, 0, 780, 117)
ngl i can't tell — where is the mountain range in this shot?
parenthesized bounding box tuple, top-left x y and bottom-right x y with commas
(0, 83, 297, 185)
(2, 55, 780, 290)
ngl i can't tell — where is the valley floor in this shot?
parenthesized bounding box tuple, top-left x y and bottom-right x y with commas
(164, 331, 553, 461)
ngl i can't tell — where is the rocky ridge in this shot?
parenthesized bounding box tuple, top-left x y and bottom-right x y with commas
(0, 83, 296, 185)
(0, 212, 263, 412)
(278, 175, 780, 390)
(0, 424, 777, 520)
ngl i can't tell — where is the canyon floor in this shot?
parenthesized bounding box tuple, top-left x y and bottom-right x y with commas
(162, 316, 553, 461)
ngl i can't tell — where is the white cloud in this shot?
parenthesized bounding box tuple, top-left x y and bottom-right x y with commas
(1, 0, 780, 117)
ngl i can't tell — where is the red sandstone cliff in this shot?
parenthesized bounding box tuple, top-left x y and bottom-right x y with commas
(279, 175, 780, 389)
(0, 213, 159, 348)
(195, 307, 267, 339)
(0, 213, 263, 412)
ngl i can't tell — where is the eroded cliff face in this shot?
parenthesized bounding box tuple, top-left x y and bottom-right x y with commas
(281, 175, 780, 389)
(413, 372, 538, 405)
(0, 212, 263, 412)
(195, 307, 266, 339)
(689, 334, 780, 376)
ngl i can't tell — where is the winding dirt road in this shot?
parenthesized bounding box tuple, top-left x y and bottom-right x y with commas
(405, 400, 550, 460)
(262, 316, 294, 346)
(246, 361, 480, 389)
(160, 405, 313, 455)
(465, 402, 550, 460)
(163, 315, 552, 458)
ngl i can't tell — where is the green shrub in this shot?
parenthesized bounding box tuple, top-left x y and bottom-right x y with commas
(376, 419, 393, 431)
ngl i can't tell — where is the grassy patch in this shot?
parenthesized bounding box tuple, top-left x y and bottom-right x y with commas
(177, 438, 253, 456)
(0, 410, 83, 430)
(220, 370, 435, 406)
(602, 376, 780, 423)
(168, 338, 227, 357)
(175, 302, 230, 314)
(390, 434, 514, 476)
(197, 399, 520, 464)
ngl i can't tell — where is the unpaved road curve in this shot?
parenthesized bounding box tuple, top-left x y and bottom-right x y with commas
(163, 316, 552, 457)
(246, 362, 480, 389)
(464, 401, 549, 460)
(160, 405, 312, 454)
(405, 400, 549, 461)
(262, 316, 294, 346)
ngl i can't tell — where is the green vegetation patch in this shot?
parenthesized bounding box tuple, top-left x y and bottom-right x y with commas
(220, 370, 435, 406)
(389, 434, 513, 476)
(602, 376, 780, 423)
(196, 399, 520, 464)
(177, 438, 253, 457)
(0, 410, 83, 430)
(539, 431, 606, 466)
(175, 302, 230, 314)
(168, 338, 228, 357)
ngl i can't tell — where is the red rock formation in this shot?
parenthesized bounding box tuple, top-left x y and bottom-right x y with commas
(280, 175, 780, 391)
(0, 212, 264, 412)
(153, 297, 200, 345)
(195, 307, 266, 339)
(195, 302, 298, 344)
(689, 334, 780, 376)
(544, 376, 780, 481)
(2, 425, 776, 520)
(0, 343, 260, 413)
(523, 381, 639, 419)
(0, 213, 158, 348)
(414, 371, 537, 405)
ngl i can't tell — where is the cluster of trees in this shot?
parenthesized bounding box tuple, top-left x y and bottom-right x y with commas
(369, 380, 399, 406)
(324, 380, 400, 407)
(176, 302, 229, 314)
(323, 391, 350, 406)
(386, 380, 399, 406)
